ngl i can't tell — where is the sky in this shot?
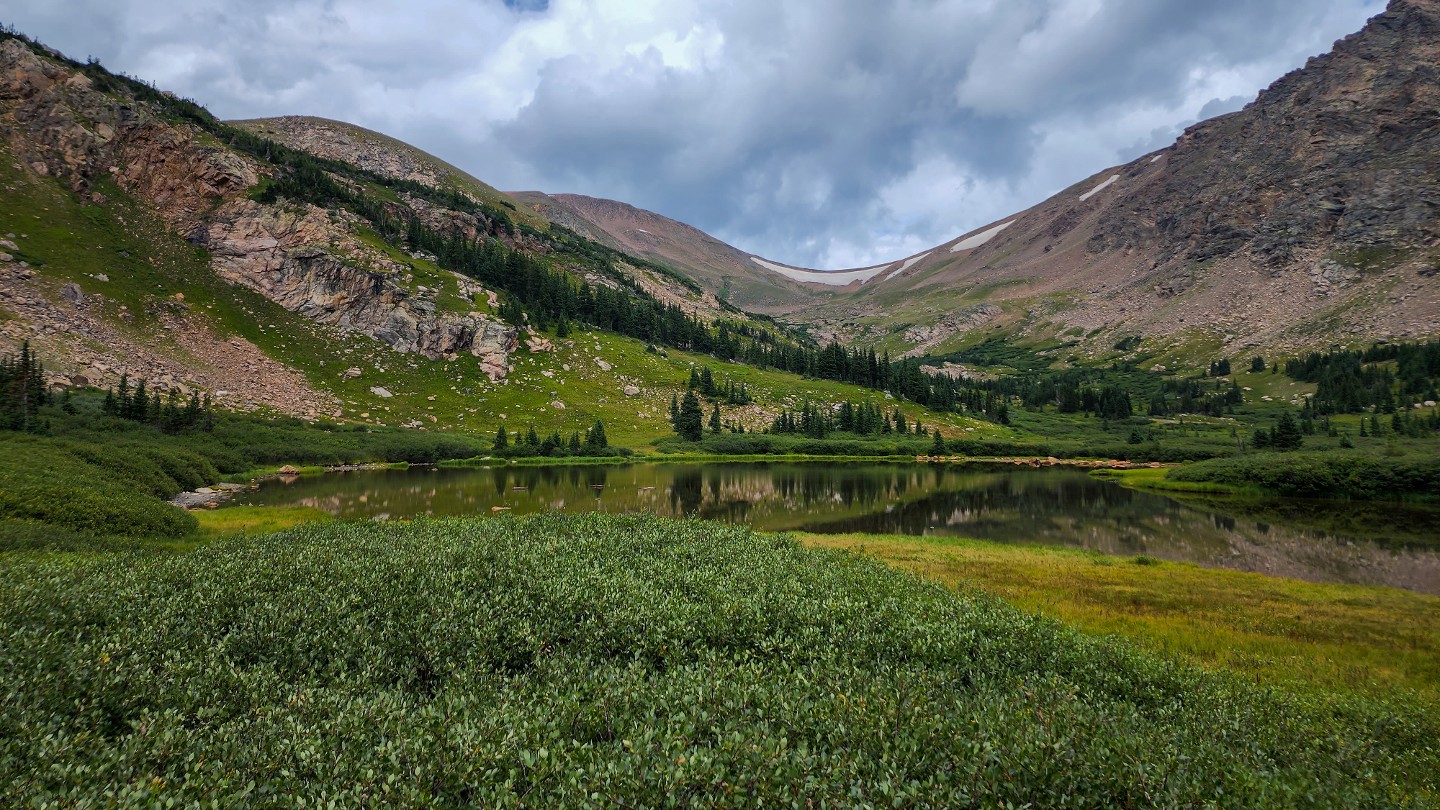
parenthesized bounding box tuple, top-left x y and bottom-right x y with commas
(4, 0, 1384, 269)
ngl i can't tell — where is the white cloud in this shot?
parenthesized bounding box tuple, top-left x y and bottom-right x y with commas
(2, 0, 1385, 268)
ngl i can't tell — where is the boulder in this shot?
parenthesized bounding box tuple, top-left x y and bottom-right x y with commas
(60, 283, 83, 304)
(623, 385, 641, 397)
(370, 386, 393, 398)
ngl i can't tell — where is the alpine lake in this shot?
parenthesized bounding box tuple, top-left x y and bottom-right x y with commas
(230, 461, 1440, 595)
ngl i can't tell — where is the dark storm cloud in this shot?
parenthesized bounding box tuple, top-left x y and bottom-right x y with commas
(2, 0, 1383, 267)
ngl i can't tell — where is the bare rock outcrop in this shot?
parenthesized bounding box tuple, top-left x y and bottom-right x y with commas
(0, 38, 518, 383)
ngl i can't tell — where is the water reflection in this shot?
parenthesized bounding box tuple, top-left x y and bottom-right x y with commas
(234, 462, 1440, 594)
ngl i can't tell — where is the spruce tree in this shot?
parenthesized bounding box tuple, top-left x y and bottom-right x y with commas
(1272, 411, 1303, 451)
(709, 402, 721, 434)
(677, 390, 704, 441)
(585, 420, 608, 450)
(493, 425, 509, 452)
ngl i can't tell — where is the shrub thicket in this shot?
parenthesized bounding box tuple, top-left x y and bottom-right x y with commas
(0, 514, 1431, 805)
(1170, 451, 1440, 499)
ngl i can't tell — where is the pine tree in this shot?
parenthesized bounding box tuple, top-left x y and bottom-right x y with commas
(677, 390, 704, 441)
(584, 420, 608, 450)
(931, 428, 946, 455)
(1272, 411, 1303, 450)
(130, 380, 149, 422)
(709, 402, 721, 434)
(493, 425, 509, 452)
(669, 393, 680, 428)
(0, 340, 48, 431)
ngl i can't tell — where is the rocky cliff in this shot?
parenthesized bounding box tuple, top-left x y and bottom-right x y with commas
(0, 39, 517, 390)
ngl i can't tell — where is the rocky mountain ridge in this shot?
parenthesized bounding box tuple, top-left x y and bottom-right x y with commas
(767, 0, 1440, 356)
(507, 191, 824, 315)
(0, 38, 518, 398)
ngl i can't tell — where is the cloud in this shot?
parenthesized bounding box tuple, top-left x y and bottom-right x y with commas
(2, 0, 1384, 268)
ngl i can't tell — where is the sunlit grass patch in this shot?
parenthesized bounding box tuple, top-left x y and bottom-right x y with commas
(801, 531, 1440, 706)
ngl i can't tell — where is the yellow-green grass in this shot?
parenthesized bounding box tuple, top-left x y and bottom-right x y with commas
(1091, 466, 1242, 494)
(801, 532, 1440, 706)
(191, 505, 334, 538)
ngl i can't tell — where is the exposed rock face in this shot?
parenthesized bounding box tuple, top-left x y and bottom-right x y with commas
(197, 202, 517, 378)
(0, 39, 517, 383)
(0, 265, 337, 417)
(900, 305, 1002, 357)
(1086, 0, 1440, 270)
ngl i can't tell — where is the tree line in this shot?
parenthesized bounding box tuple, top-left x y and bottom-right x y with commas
(1285, 340, 1440, 415)
(491, 420, 617, 457)
(0, 342, 48, 433)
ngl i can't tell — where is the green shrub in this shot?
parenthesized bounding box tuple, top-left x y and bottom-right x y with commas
(0, 514, 1431, 805)
(1171, 451, 1440, 499)
(0, 438, 196, 537)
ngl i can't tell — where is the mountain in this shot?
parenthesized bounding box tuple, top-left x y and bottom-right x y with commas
(226, 0, 1439, 367)
(763, 0, 1440, 359)
(507, 191, 825, 314)
(0, 31, 999, 447)
(229, 116, 546, 230)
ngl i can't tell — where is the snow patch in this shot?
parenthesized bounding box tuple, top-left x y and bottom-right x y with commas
(750, 256, 893, 285)
(1149, 154, 1163, 164)
(1079, 174, 1120, 202)
(949, 221, 1014, 253)
(884, 252, 931, 281)
(635, 228, 650, 234)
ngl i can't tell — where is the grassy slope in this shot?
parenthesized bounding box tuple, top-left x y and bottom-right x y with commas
(0, 150, 1006, 448)
(0, 513, 1433, 805)
(803, 532, 1440, 705)
(229, 116, 547, 229)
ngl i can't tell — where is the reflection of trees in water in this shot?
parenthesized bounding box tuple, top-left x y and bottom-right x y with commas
(236, 463, 1440, 592)
(669, 467, 704, 517)
(799, 471, 1195, 554)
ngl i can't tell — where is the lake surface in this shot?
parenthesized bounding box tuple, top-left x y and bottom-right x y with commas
(232, 462, 1440, 594)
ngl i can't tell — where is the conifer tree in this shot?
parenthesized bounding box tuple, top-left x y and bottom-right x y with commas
(677, 390, 704, 441)
(584, 420, 608, 450)
(1272, 411, 1303, 450)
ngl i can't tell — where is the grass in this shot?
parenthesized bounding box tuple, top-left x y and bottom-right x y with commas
(191, 505, 334, 538)
(1091, 466, 1242, 494)
(0, 513, 1433, 805)
(801, 532, 1440, 705)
